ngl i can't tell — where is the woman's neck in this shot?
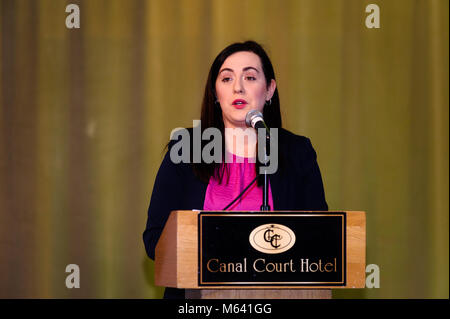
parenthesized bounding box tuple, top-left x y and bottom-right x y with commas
(224, 126, 257, 158)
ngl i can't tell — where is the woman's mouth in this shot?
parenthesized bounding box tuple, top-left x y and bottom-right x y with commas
(232, 99, 248, 109)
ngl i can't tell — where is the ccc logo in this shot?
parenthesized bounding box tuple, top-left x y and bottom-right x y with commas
(249, 224, 296, 254)
(264, 227, 282, 248)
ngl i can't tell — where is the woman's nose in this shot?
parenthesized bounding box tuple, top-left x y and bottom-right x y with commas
(233, 78, 244, 93)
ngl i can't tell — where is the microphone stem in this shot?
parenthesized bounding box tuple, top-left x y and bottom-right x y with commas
(260, 133, 271, 211)
(261, 169, 270, 211)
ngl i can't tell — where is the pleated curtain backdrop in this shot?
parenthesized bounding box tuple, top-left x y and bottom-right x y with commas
(0, 0, 448, 298)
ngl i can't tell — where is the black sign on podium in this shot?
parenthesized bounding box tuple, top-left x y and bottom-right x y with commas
(198, 212, 347, 286)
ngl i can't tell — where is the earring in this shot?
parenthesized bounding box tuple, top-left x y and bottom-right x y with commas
(265, 99, 272, 106)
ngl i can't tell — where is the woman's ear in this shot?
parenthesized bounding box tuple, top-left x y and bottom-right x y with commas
(266, 79, 276, 101)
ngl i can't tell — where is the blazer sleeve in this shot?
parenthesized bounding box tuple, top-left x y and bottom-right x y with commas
(142, 142, 183, 260)
(296, 137, 328, 211)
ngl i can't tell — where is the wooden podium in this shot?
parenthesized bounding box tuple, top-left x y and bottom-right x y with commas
(155, 210, 366, 299)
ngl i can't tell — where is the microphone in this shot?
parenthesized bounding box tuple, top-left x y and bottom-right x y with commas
(245, 110, 271, 211)
(245, 109, 271, 150)
(245, 110, 266, 130)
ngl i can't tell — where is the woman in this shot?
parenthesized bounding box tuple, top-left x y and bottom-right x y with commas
(143, 41, 328, 299)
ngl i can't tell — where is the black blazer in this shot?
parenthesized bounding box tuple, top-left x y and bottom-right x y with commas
(143, 127, 328, 299)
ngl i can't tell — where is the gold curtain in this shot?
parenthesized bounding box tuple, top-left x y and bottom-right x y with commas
(0, 0, 448, 298)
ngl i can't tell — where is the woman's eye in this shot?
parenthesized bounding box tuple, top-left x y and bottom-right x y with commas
(221, 77, 232, 82)
(246, 76, 256, 81)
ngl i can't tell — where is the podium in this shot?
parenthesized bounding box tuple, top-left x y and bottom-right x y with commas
(155, 210, 366, 299)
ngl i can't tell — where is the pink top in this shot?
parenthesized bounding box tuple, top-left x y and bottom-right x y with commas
(203, 152, 274, 211)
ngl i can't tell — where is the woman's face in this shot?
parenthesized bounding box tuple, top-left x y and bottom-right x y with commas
(215, 51, 276, 129)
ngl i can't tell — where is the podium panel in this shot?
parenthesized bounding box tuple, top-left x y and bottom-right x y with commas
(155, 210, 366, 290)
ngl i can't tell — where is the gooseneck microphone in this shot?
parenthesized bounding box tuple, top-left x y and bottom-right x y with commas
(245, 110, 267, 131)
(222, 110, 272, 211)
(245, 110, 271, 211)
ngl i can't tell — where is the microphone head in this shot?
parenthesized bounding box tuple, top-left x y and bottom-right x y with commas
(245, 110, 264, 128)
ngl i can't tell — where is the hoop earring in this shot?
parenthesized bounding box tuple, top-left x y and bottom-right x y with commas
(265, 99, 272, 106)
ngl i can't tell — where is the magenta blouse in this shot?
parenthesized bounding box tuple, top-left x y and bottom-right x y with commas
(203, 152, 274, 211)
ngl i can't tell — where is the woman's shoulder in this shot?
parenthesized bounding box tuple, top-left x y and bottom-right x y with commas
(167, 127, 195, 149)
(279, 128, 313, 149)
(278, 129, 320, 177)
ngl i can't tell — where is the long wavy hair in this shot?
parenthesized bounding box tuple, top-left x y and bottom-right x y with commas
(193, 40, 283, 186)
